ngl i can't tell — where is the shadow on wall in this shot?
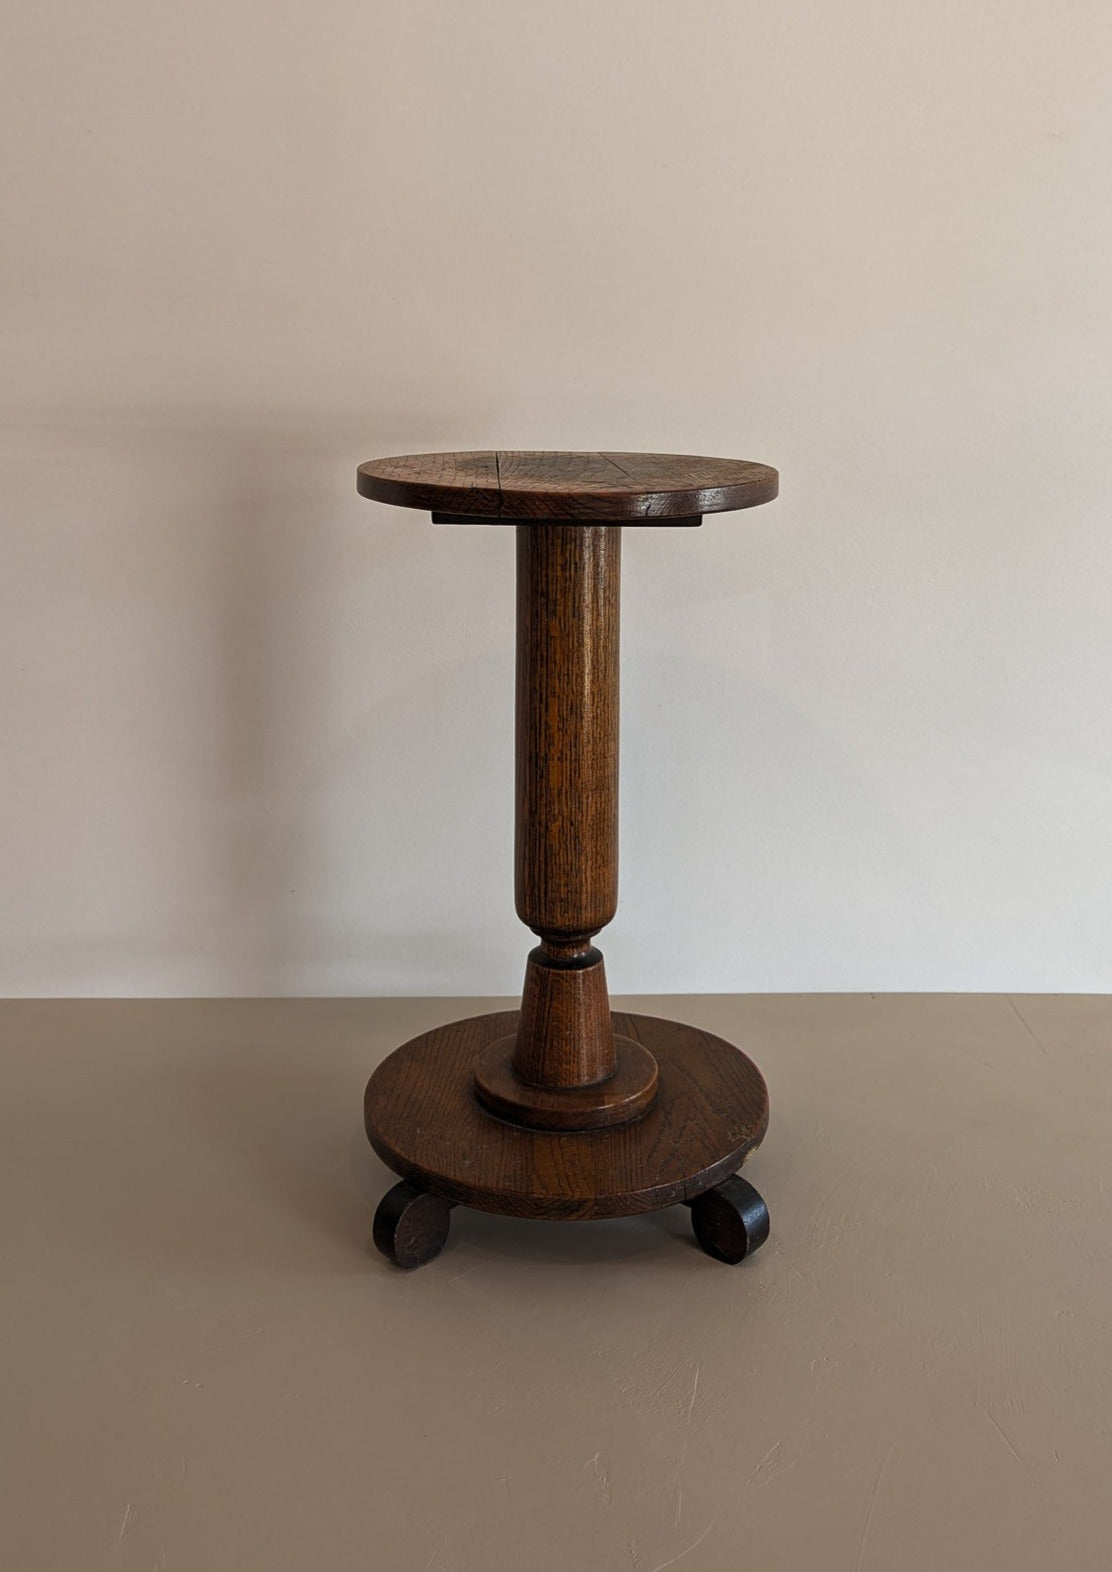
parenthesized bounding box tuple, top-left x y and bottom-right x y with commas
(1, 400, 513, 995)
(7, 404, 944, 995)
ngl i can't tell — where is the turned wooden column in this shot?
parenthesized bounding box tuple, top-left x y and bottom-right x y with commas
(473, 521, 659, 1129)
(513, 523, 620, 1086)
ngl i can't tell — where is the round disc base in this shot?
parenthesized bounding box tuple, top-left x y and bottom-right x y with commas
(473, 1033, 659, 1130)
(365, 1010, 769, 1221)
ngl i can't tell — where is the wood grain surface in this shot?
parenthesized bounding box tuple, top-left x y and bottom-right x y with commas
(506, 524, 632, 1115)
(510, 945, 617, 1089)
(357, 450, 779, 520)
(514, 524, 619, 945)
(473, 1030, 660, 1131)
(364, 1010, 769, 1220)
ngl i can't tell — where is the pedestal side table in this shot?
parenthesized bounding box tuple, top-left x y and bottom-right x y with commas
(356, 451, 778, 1267)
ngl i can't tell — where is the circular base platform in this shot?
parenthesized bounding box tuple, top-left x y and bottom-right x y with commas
(364, 1010, 769, 1221)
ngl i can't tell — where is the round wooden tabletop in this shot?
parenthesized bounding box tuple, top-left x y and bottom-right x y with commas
(356, 450, 778, 522)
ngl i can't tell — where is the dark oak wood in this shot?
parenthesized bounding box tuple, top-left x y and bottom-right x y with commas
(514, 526, 619, 946)
(358, 451, 778, 521)
(511, 946, 615, 1088)
(509, 936, 613, 1087)
(357, 448, 778, 1261)
(498, 524, 632, 1119)
(432, 512, 704, 529)
(372, 1180, 454, 1269)
(365, 1011, 769, 1221)
(686, 1175, 771, 1264)
(476, 946, 659, 1130)
(359, 450, 499, 516)
(473, 1031, 659, 1130)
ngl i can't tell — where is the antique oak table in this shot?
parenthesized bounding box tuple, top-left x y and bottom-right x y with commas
(356, 451, 779, 1267)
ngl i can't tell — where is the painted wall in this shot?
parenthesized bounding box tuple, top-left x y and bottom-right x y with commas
(3, 1, 1111, 995)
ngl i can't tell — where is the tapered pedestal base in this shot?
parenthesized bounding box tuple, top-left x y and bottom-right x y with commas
(365, 1010, 768, 1225)
(472, 1032, 659, 1130)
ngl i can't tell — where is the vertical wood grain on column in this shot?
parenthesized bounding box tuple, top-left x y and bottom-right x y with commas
(514, 524, 620, 941)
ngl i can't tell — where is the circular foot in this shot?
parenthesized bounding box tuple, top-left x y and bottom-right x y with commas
(473, 1033, 659, 1130)
(365, 1011, 768, 1220)
(372, 1180, 453, 1269)
(688, 1174, 770, 1264)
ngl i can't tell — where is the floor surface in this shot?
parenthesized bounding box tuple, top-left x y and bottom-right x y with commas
(1, 994, 1110, 1571)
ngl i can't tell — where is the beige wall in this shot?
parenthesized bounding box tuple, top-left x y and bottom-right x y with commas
(3, 1, 1111, 996)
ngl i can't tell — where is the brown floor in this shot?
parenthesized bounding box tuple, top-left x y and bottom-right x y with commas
(1, 994, 1110, 1571)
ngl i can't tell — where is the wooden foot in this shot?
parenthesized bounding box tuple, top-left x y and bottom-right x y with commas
(372, 1180, 453, 1269)
(686, 1174, 770, 1264)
